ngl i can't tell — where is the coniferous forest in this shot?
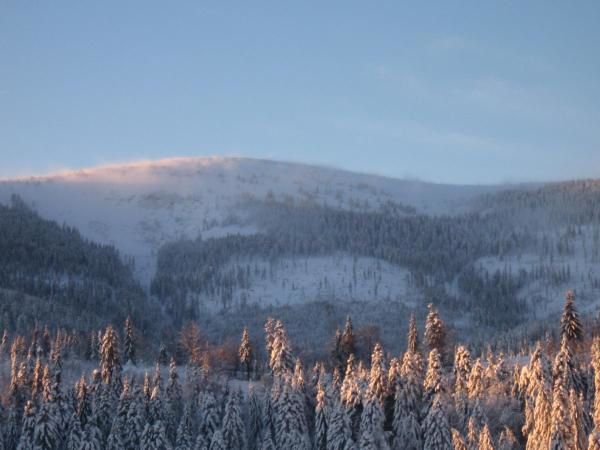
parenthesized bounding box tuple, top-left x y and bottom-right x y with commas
(1, 291, 599, 449)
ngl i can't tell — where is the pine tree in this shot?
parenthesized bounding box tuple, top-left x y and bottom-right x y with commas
(341, 315, 356, 363)
(327, 400, 354, 450)
(392, 371, 421, 450)
(425, 304, 446, 355)
(33, 402, 60, 450)
(422, 394, 452, 450)
(247, 387, 262, 450)
(478, 423, 495, 450)
(166, 358, 183, 440)
(497, 427, 518, 450)
(198, 391, 220, 442)
(340, 354, 362, 440)
(549, 362, 575, 450)
(269, 320, 294, 377)
(140, 420, 172, 450)
(454, 345, 471, 426)
(359, 392, 389, 450)
(407, 314, 419, 354)
(125, 393, 146, 449)
(239, 327, 253, 380)
(368, 342, 388, 404)
(124, 316, 136, 366)
(208, 430, 226, 450)
(560, 290, 583, 347)
(451, 428, 467, 450)
(221, 390, 246, 450)
(314, 382, 328, 450)
(75, 375, 91, 428)
(17, 400, 37, 450)
(423, 348, 443, 415)
(100, 326, 121, 388)
(174, 406, 193, 450)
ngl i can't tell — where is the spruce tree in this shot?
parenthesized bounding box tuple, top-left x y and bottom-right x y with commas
(100, 325, 121, 388)
(478, 423, 495, 450)
(451, 428, 467, 450)
(239, 327, 253, 380)
(422, 394, 452, 450)
(314, 382, 328, 450)
(221, 390, 245, 450)
(407, 314, 419, 354)
(33, 402, 60, 450)
(424, 304, 446, 355)
(341, 315, 356, 363)
(560, 290, 583, 346)
(368, 343, 388, 404)
(124, 316, 136, 366)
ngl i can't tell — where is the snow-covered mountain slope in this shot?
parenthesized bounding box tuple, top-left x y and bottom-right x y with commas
(0, 157, 508, 283)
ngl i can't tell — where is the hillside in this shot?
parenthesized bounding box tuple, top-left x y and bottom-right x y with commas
(0, 157, 508, 283)
(1, 157, 599, 355)
(0, 196, 163, 335)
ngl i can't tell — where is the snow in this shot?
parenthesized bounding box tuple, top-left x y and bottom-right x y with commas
(192, 253, 417, 312)
(0, 157, 507, 284)
(474, 225, 600, 318)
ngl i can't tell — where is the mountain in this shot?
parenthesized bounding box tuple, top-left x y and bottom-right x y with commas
(0, 157, 509, 283)
(1, 157, 599, 356)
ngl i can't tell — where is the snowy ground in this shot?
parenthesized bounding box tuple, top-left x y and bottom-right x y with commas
(192, 253, 417, 312)
(475, 226, 600, 319)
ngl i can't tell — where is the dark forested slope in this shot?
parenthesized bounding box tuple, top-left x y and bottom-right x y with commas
(0, 195, 163, 334)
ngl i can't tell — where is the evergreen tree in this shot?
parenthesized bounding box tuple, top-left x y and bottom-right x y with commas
(208, 430, 226, 450)
(140, 420, 172, 450)
(221, 390, 245, 450)
(424, 304, 446, 355)
(247, 387, 262, 450)
(497, 427, 518, 450)
(451, 428, 467, 450)
(269, 320, 294, 377)
(478, 423, 495, 450)
(549, 363, 575, 450)
(17, 401, 37, 450)
(358, 392, 389, 450)
(174, 406, 193, 450)
(407, 314, 419, 354)
(423, 348, 443, 415)
(33, 402, 60, 450)
(124, 316, 136, 366)
(314, 382, 328, 450)
(341, 315, 356, 363)
(560, 290, 583, 347)
(422, 394, 452, 450)
(368, 343, 388, 404)
(100, 326, 121, 388)
(327, 400, 354, 450)
(198, 391, 220, 442)
(239, 327, 253, 380)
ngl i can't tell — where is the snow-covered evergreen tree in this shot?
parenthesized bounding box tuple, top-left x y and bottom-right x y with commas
(221, 390, 246, 450)
(100, 326, 121, 388)
(314, 381, 328, 450)
(425, 304, 446, 355)
(422, 394, 452, 450)
(368, 343, 387, 405)
(560, 290, 583, 347)
(358, 391, 389, 450)
(124, 316, 136, 366)
(140, 420, 172, 450)
(239, 327, 253, 380)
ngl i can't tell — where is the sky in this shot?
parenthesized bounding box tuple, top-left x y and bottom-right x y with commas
(0, 1, 599, 184)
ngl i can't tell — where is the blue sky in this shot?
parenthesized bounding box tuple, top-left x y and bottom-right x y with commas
(1, 1, 599, 184)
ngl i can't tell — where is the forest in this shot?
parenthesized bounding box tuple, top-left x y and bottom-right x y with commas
(0, 291, 598, 449)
